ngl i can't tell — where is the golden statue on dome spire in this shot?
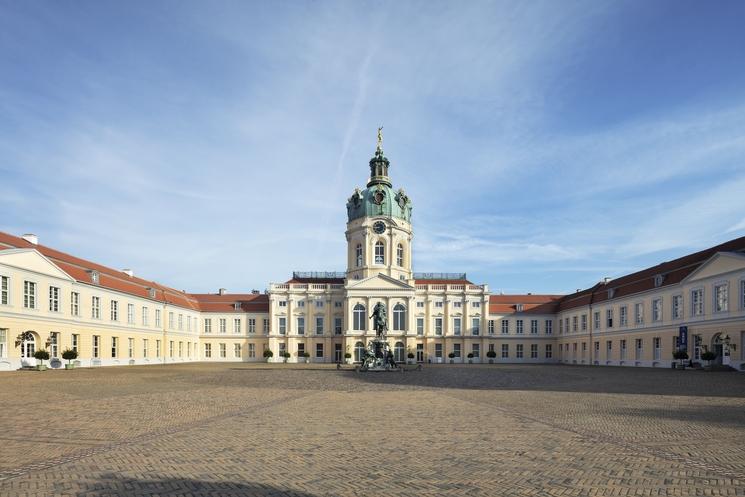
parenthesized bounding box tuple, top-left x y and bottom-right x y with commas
(376, 126, 383, 153)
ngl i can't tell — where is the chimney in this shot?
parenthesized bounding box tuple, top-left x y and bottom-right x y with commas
(602, 277, 611, 284)
(252, 289, 260, 294)
(218, 288, 227, 295)
(122, 269, 134, 278)
(21, 234, 38, 245)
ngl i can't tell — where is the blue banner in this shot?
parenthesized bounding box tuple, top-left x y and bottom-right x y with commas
(679, 326, 688, 351)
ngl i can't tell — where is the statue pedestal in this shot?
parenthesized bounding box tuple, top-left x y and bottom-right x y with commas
(358, 337, 399, 372)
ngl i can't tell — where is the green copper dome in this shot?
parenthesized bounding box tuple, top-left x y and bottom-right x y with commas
(346, 148, 413, 222)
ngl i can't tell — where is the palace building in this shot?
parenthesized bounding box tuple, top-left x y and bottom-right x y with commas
(1, 138, 744, 371)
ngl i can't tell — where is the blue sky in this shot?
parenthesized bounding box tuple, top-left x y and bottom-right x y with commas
(2, 0, 745, 294)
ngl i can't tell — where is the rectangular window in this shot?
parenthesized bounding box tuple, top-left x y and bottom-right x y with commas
(219, 318, 226, 333)
(93, 335, 100, 358)
(606, 309, 613, 328)
(169, 340, 174, 357)
(248, 343, 256, 358)
(619, 306, 627, 326)
(572, 316, 578, 332)
(559, 319, 563, 334)
(204, 343, 212, 358)
(71, 334, 79, 354)
(279, 343, 286, 357)
(111, 337, 118, 358)
(488, 320, 495, 334)
(672, 295, 683, 319)
(49, 331, 59, 357)
(334, 301, 343, 308)
(168, 312, 174, 329)
(434, 318, 443, 335)
(545, 320, 552, 335)
(530, 344, 538, 358)
(316, 343, 324, 358)
(453, 317, 461, 336)
(593, 312, 600, 330)
(127, 303, 135, 324)
(634, 303, 644, 325)
(263, 318, 269, 333)
(69, 291, 79, 316)
(178, 314, 183, 330)
(316, 317, 324, 334)
(178, 341, 183, 357)
(452, 343, 461, 358)
(516, 344, 524, 359)
(434, 301, 443, 308)
(335, 317, 343, 335)
(416, 317, 424, 335)
(155, 309, 161, 328)
(530, 320, 538, 334)
(472, 301, 480, 308)
(234, 343, 242, 358)
(128, 338, 134, 358)
(24, 281, 36, 309)
(315, 300, 324, 308)
(279, 300, 287, 307)
(545, 344, 552, 359)
(653, 337, 661, 360)
(691, 288, 704, 316)
(652, 298, 662, 322)
(297, 343, 305, 357)
(501, 320, 509, 334)
(416, 301, 424, 308)
(234, 318, 241, 334)
(248, 318, 256, 333)
(143, 338, 148, 358)
(204, 319, 212, 333)
(472, 343, 480, 358)
(47, 286, 60, 312)
(297, 317, 305, 335)
(635, 338, 643, 360)
(472, 318, 480, 336)
(516, 319, 523, 334)
(714, 283, 728, 312)
(110, 300, 119, 321)
(620, 339, 627, 360)
(606, 340, 612, 358)
(142, 306, 149, 326)
(501, 344, 509, 358)
(187, 315, 192, 332)
(435, 343, 443, 358)
(741, 280, 745, 310)
(0, 276, 8, 305)
(580, 314, 587, 331)
(156, 339, 161, 357)
(278, 317, 286, 334)
(453, 301, 462, 308)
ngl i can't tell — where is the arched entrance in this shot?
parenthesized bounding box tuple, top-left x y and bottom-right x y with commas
(19, 331, 37, 367)
(394, 341, 405, 363)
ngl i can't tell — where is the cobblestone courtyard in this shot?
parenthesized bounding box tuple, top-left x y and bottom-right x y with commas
(1, 363, 744, 496)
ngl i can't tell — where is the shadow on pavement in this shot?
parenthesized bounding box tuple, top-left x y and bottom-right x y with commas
(72, 473, 320, 497)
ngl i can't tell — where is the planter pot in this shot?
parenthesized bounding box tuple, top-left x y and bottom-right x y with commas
(449, 359, 454, 364)
(65, 364, 74, 370)
(266, 358, 271, 363)
(407, 359, 415, 365)
(345, 358, 353, 365)
(488, 359, 494, 364)
(468, 359, 473, 364)
(36, 364, 47, 371)
(305, 358, 310, 364)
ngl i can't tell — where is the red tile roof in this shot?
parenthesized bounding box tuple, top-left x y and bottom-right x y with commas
(489, 294, 563, 315)
(0, 231, 267, 312)
(557, 235, 745, 312)
(191, 293, 269, 313)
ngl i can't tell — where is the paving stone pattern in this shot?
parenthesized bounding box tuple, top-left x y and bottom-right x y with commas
(1, 363, 744, 496)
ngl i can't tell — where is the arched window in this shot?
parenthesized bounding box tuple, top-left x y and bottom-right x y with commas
(394, 342, 405, 363)
(393, 303, 406, 331)
(354, 341, 366, 362)
(353, 304, 366, 331)
(375, 241, 385, 264)
(397, 244, 404, 267)
(355, 244, 363, 267)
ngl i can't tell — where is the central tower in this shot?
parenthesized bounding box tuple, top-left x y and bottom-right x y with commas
(345, 130, 413, 281)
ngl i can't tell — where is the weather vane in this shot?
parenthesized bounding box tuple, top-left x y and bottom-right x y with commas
(377, 126, 383, 153)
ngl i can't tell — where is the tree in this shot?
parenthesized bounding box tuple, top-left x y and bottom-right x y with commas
(263, 349, 273, 358)
(673, 350, 689, 367)
(700, 350, 717, 367)
(61, 349, 78, 367)
(33, 349, 50, 367)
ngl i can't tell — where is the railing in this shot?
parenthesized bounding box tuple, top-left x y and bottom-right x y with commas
(292, 271, 346, 279)
(413, 272, 466, 280)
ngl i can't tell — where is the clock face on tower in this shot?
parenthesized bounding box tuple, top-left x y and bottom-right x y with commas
(373, 221, 386, 234)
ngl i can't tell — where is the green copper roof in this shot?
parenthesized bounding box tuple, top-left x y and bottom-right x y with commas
(346, 183, 413, 223)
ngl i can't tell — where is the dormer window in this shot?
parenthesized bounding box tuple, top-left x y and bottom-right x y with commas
(654, 274, 665, 287)
(88, 270, 100, 285)
(608, 288, 616, 299)
(147, 287, 156, 299)
(234, 302, 241, 311)
(516, 303, 524, 312)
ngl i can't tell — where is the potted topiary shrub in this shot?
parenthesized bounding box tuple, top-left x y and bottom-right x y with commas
(701, 350, 717, 370)
(344, 351, 353, 365)
(301, 351, 311, 364)
(673, 350, 689, 369)
(467, 352, 474, 364)
(61, 349, 78, 369)
(34, 349, 50, 371)
(263, 349, 274, 363)
(283, 351, 291, 363)
(407, 351, 415, 365)
(486, 349, 497, 364)
(448, 352, 456, 364)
